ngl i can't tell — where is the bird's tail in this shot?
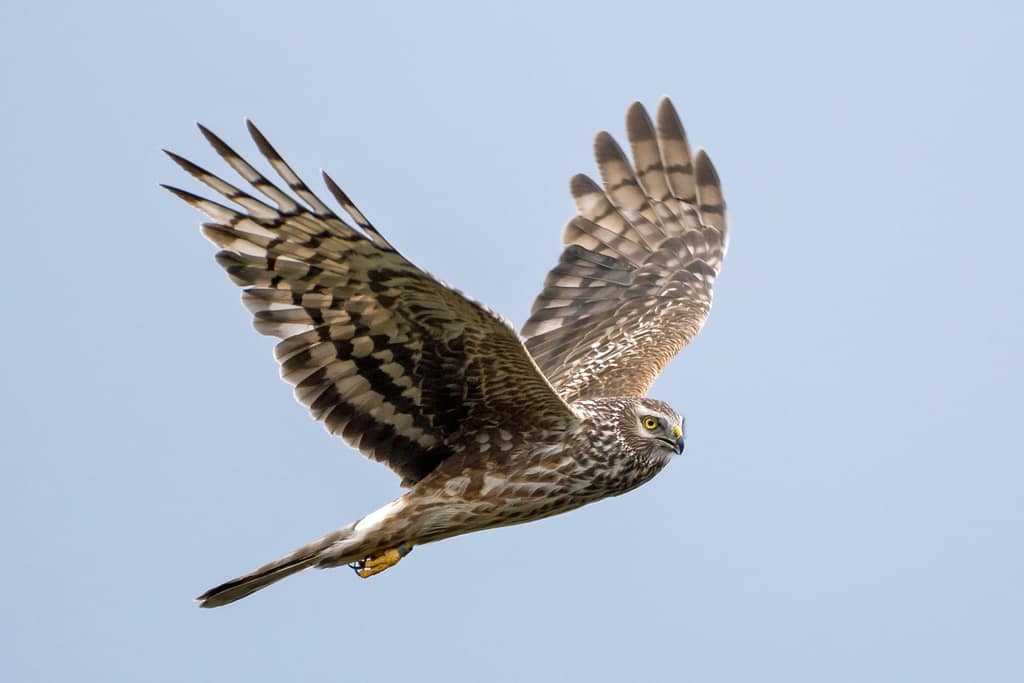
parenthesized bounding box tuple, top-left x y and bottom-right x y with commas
(195, 526, 351, 608)
(196, 498, 409, 608)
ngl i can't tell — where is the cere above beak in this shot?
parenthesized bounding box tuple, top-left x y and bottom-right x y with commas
(671, 423, 684, 454)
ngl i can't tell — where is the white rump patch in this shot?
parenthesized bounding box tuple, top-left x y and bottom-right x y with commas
(355, 498, 406, 534)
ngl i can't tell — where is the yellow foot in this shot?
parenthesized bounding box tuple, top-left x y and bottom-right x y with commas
(349, 544, 413, 579)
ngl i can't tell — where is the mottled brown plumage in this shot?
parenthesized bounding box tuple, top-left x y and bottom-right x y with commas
(165, 98, 727, 608)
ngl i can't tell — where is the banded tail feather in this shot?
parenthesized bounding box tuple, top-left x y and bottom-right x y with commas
(197, 498, 405, 608)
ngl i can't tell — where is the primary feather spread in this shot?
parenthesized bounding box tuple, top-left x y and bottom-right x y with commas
(166, 98, 727, 607)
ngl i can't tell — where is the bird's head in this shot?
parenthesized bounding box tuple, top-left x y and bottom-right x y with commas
(630, 398, 685, 458)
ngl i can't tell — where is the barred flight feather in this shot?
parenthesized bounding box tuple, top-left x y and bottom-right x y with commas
(165, 122, 572, 487)
(522, 98, 727, 401)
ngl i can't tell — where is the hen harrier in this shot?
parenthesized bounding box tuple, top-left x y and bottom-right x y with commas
(165, 98, 727, 607)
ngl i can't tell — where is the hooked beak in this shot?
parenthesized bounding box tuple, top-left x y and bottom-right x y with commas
(672, 424, 684, 454)
(658, 424, 684, 454)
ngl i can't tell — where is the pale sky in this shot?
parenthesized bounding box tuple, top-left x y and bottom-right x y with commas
(4, 1, 1022, 681)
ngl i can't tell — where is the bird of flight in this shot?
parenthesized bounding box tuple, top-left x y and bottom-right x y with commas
(164, 98, 727, 608)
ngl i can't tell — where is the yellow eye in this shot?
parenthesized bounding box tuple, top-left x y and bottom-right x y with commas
(642, 417, 659, 431)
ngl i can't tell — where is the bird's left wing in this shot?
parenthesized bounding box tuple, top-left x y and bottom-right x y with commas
(165, 122, 572, 487)
(522, 99, 727, 402)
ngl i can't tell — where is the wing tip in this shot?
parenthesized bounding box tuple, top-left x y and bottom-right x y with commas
(625, 101, 656, 141)
(625, 100, 647, 120)
(245, 118, 268, 151)
(195, 121, 215, 140)
(569, 172, 601, 199)
(694, 149, 721, 187)
(245, 118, 280, 161)
(593, 130, 617, 159)
(195, 122, 236, 158)
(162, 148, 205, 177)
(656, 98, 688, 143)
(592, 131, 633, 184)
(160, 183, 196, 201)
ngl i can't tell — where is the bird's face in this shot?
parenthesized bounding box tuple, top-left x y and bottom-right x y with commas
(633, 400, 685, 457)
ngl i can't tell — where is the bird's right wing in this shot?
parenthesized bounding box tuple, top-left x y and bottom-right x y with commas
(522, 99, 727, 402)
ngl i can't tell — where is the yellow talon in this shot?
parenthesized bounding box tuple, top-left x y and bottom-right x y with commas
(350, 544, 412, 579)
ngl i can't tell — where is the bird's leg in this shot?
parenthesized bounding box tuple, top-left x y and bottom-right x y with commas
(349, 543, 413, 579)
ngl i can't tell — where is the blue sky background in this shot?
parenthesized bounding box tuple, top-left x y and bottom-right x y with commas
(3, 1, 1022, 680)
